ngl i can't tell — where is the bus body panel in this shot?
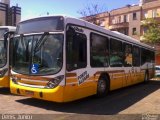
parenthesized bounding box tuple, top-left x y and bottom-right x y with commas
(10, 68, 154, 102)
(10, 80, 64, 102)
(0, 76, 10, 87)
(10, 78, 97, 102)
(64, 79, 97, 102)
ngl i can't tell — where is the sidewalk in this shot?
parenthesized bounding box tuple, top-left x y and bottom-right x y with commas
(151, 77, 160, 80)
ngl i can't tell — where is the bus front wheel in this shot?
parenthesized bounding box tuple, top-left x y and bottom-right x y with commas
(96, 76, 109, 97)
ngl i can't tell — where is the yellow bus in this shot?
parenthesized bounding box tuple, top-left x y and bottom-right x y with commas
(10, 16, 155, 102)
(0, 26, 16, 87)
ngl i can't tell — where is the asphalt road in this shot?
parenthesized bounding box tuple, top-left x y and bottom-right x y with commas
(0, 79, 160, 116)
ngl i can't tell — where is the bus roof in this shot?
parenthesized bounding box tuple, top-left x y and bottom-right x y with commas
(19, 15, 155, 51)
(0, 26, 16, 32)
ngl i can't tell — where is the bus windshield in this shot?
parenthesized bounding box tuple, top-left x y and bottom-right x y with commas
(16, 16, 64, 34)
(0, 28, 8, 39)
(12, 34, 63, 75)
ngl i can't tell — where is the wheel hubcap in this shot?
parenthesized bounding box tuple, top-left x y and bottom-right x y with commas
(99, 80, 106, 92)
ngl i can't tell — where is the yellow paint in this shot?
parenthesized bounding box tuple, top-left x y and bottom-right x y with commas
(18, 79, 47, 86)
(64, 81, 97, 102)
(10, 80, 64, 102)
(66, 78, 77, 83)
(132, 72, 142, 84)
(0, 76, 10, 87)
(10, 78, 97, 102)
(110, 71, 146, 90)
(65, 75, 97, 102)
(10, 70, 150, 102)
(110, 73, 124, 90)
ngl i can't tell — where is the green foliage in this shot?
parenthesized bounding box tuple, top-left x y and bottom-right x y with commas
(142, 18, 160, 44)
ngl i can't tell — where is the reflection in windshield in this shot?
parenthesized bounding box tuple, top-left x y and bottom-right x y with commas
(0, 40, 7, 67)
(0, 29, 8, 39)
(12, 34, 63, 75)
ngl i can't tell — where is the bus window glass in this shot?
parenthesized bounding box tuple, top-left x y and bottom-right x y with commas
(90, 33, 109, 67)
(133, 46, 140, 67)
(66, 26, 87, 71)
(110, 38, 123, 67)
(0, 28, 8, 39)
(12, 34, 63, 75)
(32, 35, 63, 74)
(141, 48, 154, 65)
(13, 36, 33, 74)
(124, 43, 132, 67)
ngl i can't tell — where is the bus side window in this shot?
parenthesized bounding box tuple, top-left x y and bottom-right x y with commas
(90, 33, 109, 67)
(124, 43, 132, 67)
(110, 38, 123, 67)
(141, 48, 155, 66)
(133, 46, 140, 67)
(66, 26, 87, 71)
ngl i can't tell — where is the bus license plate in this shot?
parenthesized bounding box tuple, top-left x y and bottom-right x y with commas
(25, 90, 34, 97)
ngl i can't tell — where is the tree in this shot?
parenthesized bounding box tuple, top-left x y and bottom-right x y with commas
(142, 18, 160, 44)
(77, 3, 108, 25)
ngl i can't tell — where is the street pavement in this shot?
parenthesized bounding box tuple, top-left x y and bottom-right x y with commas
(0, 79, 160, 119)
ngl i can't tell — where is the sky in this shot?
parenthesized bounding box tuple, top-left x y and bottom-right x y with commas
(10, 0, 140, 20)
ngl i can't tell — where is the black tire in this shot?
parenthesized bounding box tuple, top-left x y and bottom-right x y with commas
(144, 72, 149, 83)
(96, 76, 109, 97)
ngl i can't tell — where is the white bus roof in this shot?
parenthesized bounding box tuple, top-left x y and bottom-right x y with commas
(0, 26, 16, 32)
(19, 15, 155, 51)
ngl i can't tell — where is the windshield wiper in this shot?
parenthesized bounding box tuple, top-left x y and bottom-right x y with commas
(34, 32, 49, 52)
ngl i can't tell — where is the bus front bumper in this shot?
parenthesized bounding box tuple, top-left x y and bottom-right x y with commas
(0, 76, 10, 87)
(10, 80, 64, 103)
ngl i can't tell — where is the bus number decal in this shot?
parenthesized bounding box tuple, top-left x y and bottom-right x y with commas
(78, 71, 89, 85)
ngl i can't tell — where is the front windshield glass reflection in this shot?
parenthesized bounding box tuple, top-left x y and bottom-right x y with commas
(0, 28, 8, 39)
(12, 34, 63, 75)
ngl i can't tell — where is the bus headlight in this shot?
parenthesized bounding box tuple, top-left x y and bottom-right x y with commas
(0, 68, 8, 78)
(11, 76, 21, 84)
(46, 75, 64, 88)
(12, 76, 17, 84)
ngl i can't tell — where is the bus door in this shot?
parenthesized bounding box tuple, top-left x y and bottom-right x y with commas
(132, 46, 141, 84)
(65, 25, 94, 100)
